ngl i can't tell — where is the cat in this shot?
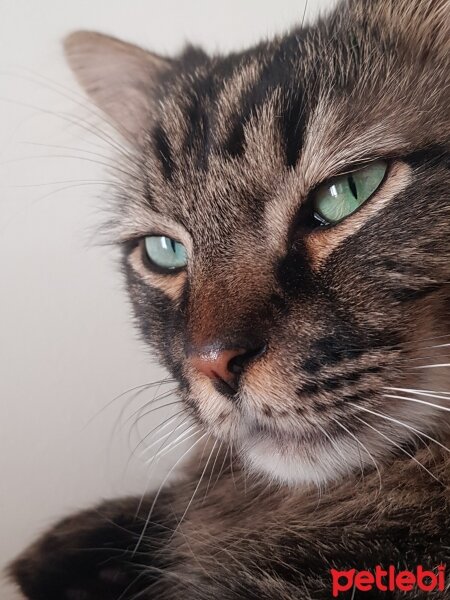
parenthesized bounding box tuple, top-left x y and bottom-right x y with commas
(9, 0, 450, 598)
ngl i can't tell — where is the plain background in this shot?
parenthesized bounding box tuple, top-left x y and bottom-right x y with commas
(0, 0, 335, 597)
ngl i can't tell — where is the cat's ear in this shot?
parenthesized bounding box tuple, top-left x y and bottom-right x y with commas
(64, 31, 172, 144)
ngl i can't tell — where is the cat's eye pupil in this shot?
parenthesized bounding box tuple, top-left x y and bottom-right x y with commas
(144, 235, 188, 272)
(348, 175, 358, 199)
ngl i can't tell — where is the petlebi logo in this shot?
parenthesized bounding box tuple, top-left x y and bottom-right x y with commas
(330, 564, 446, 597)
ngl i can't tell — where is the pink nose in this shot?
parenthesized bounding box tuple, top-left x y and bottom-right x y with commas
(190, 343, 267, 396)
(190, 348, 247, 388)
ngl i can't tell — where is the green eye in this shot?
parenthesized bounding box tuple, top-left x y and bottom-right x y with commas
(313, 160, 387, 225)
(144, 236, 187, 271)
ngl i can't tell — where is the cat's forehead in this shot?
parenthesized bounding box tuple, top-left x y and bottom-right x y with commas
(125, 2, 446, 244)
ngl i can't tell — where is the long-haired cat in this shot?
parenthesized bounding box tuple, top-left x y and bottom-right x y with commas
(10, 0, 449, 598)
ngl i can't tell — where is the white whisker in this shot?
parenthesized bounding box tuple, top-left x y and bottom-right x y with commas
(126, 397, 181, 430)
(413, 363, 450, 369)
(126, 387, 178, 428)
(123, 411, 188, 479)
(140, 419, 193, 458)
(229, 442, 238, 490)
(383, 393, 450, 412)
(316, 422, 353, 469)
(385, 387, 450, 399)
(133, 432, 208, 556)
(210, 445, 230, 493)
(329, 415, 382, 492)
(132, 410, 185, 455)
(353, 415, 443, 485)
(85, 378, 175, 426)
(172, 437, 218, 536)
(348, 403, 450, 454)
(151, 426, 200, 462)
(202, 440, 224, 504)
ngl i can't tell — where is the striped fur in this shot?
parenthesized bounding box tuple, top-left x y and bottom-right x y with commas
(10, 0, 450, 598)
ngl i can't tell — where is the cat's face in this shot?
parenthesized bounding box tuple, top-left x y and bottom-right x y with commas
(65, 0, 450, 486)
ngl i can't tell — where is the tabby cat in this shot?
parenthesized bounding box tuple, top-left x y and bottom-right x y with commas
(10, 0, 450, 598)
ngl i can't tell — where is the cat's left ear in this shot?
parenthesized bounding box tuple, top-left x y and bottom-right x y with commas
(64, 31, 172, 144)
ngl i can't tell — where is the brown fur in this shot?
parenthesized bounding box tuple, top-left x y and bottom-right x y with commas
(9, 0, 450, 597)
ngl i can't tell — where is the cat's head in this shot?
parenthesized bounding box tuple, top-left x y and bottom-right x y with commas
(65, 0, 449, 486)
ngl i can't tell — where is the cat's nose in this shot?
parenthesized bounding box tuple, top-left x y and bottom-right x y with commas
(190, 343, 266, 396)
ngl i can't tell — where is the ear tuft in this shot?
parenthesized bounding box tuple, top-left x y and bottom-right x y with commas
(63, 31, 172, 144)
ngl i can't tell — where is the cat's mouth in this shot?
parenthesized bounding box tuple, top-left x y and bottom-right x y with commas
(192, 385, 349, 480)
(188, 373, 355, 446)
(188, 377, 449, 487)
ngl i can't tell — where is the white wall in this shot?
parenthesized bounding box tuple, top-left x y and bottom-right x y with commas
(0, 1, 334, 597)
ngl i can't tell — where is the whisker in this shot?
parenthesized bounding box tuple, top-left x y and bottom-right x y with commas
(84, 378, 175, 427)
(383, 394, 450, 412)
(115, 384, 177, 448)
(316, 422, 351, 470)
(132, 413, 194, 519)
(329, 416, 382, 493)
(385, 387, 450, 398)
(152, 426, 200, 462)
(6, 150, 137, 180)
(141, 416, 194, 460)
(10, 178, 125, 189)
(131, 409, 187, 457)
(210, 444, 230, 493)
(172, 437, 217, 538)
(229, 442, 238, 491)
(126, 389, 179, 430)
(1, 66, 138, 161)
(0, 94, 132, 160)
(132, 432, 208, 555)
(0, 65, 139, 161)
(301, 0, 309, 27)
(394, 352, 450, 364)
(352, 415, 443, 485)
(1, 66, 113, 121)
(201, 440, 224, 505)
(413, 363, 450, 369)
(1, 181, 134, 236)
(20, 140, 133, 166)
(122, 410, 188, 480)
(348, 403, 450, 454)
(3, 151, 141, 188)
(425, 342, 450, 349)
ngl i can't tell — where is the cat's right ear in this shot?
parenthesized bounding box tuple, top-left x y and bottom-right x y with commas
(64, 31, 172, 145)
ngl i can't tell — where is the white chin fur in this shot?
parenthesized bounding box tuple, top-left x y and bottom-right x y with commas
(240, 395, 447, 487)
(242, 435, 370, 487)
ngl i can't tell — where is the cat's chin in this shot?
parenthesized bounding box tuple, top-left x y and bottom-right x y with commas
(241, 435, 360, 487)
